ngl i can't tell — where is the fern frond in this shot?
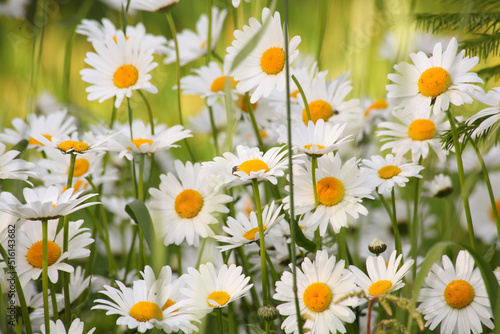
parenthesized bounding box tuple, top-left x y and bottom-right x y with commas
(415, 13, 500, 34)
(461, 32, 500, 59)
(477, 64, 500, 81)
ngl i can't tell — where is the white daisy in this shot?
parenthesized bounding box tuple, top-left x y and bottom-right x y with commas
(278, 119, 352, 157)
(231, 0, 250, 7)
(16, 219, 93, 285)
(349, 250, 414, 298)
(0, 142, 37, 183)
(40, 318, 96, 334)
(224, 7, 301, 103)
(377, 105, 449, 162)
(386, 37, 483, 115)
(163, 7, 228, 66)
(93, 278, 196, 333)
(361, 154, 424, 194)
(284, 152, 372, 234)
(80, 30, 158, 108)
(203, 145, 289, 186)
(423, 173, 453, 198)
(181, 262, 253, 317)
(0, 185, 98, 221)
(36, 91, 65, 115)
(149, 160, 232, 247)
(130, 0, 179, 12)
(108, 120, 192, 160)
(466, 87, 500, 138)
(417, 250, 494, 334)
(274, 250, 358, 334)
(215, 201, 284, 251)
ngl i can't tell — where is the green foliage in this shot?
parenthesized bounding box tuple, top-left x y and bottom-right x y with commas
(125, 199, 156, 254)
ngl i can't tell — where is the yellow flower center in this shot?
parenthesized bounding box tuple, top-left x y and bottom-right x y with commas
(260, 47, 285, 75)
(69, 158, 90, 178)
(243, 226, 267, 240)
(302, 100, 333, 124)
(131, 138, 154, 149)
(113, 64, 139, 89)
(237, 95, 258, 113)
(26, 240, 61, 269)
(63, 179, 88, 193)
(490, 200, 500, 221)
(237, 159, 269, 176)
(304, 144, 326, 151)
(290, 89, 300, 99)
(408, 119, 436, 141)
(57, 140, 90, 153)
(365, 99, 388, 117)
(378, 165, 402, 179)
(303, 282, 332, 313)
(316, 177, 345, 206)
(211, 76, 237, 92)
(368, 280, 392, 296)
(162, 299, 177, 312)
(129, 301, 163, 322)
(444, 279, 474, 309)
(29, 134, 52, 146)
(207, 291, 230, 307)
(418, 67, 452, 97)
(175, 189, 204, 219)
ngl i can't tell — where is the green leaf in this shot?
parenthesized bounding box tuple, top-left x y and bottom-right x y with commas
(11, 139, 29, 153)
(125, 199, 156, 254)
(294, 222, 316, 253)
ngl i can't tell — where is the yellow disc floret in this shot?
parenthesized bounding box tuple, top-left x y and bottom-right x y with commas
(365, 99, 388, 117)
(490, 200, 500, 221)
(303, 282, 333, 312)
(260, 47, 285, 75)
(211, 76, 237, 92)
(175, 189, 204, 219)
(113, 64, 139, 89)
(304, 144, 326, 151)
(302, 100, 334, 124)
(418, 67, 452, 97)
(237, 159, 269, 176)
(131, 138, 154, 150)
(444, 279, 474, 309)
(378, 165, 402, 179)
(162, 299, 177, 312)
(129, 301, 163, 322)
(27, 240, 62, 268)
(243, 226, 267, 240)
(57, 140, 90, 153)
(207, 291, 230, 307)
(316, 177, 345, 206)
(368, 280, 392, 296)
(29, 134, 52, 146)
(408, 119, 436, 141)
(70, 158, 90, 177)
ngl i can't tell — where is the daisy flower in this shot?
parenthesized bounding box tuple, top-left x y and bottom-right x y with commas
(377, 105, 449, 162)
(93, 278, 197, 333)
(16, 219, 93, 285)
(224, 7, 301, 103)
(0, 142, 37, 183)
(0, 185, 98, 221)
(284, 152, 372, 234)
(149, 160, 232, 247)
(130, 0, 179, 12)
(163, 7, 227, 66)
(423, 173, 453, 197)
(181, 61, 237, 106)
(349, 250, 414, 299)
(108, 120, 192, 160)
(386, 37, 483, 115)
(203, 145, 289, 186)
(231, 0, 250, 7)
(278, 119, 351, 157)
(361, 154, 424, 194)
(417, 250, 494, 334)
(32, 129, 117, 155)
(80, 30, 158, 109)
(274, 250, 358, 334)
(40, 319, 96, 334)
(181, 262, 253, 317)
(466, 87, 500, 138)
(215, 201, 284, 251)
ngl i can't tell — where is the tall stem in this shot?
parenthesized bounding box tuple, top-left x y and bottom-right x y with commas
(217, 308, 224, 334)
(206, 0, 214, 64)
(310, 157, 321, 248)
(252, 180, 269, 306)
(245, 92, 264, 149)
(42, 219, 51, 334)
(445, 109, 476, 249)
(138, 90, 155, 135)
(291, 74, 311, 121)
(391, 189, 402, 256)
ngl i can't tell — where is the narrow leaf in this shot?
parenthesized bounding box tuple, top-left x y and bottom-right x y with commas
(125, 199, 156, 254)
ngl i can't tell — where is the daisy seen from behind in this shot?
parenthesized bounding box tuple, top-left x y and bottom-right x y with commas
(361, 153, 424, 194)
(149, 160, 232, 247)
(40, 318, 95, 334)
(274, 250, 358, 334)
(386, 37, 483, 116)
(349, 250, 414, 299)
(417, 250, 493, 334)
(181, 262, 253, 317)
(225, 7, 301, 103)
(466, 87, 500, 138)
(80, 30, 158, 108)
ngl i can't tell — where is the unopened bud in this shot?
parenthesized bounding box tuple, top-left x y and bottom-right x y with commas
(258, 305, 279, 321)
(368, 237, 387, 255)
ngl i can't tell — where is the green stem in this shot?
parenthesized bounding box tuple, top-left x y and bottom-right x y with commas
(206, 0, 214, 64)
(177, 245, 183, 276)
(338, 227, 349, 266)
(245, 92, 264, 149)
(284, 1, 304, 332)
(127, 97, 134, 139)
(31, 0, 48, 114)
(42, 219, 51, 334)
(445, 109, 476, 249)
(316, 0, 331, 68)
(236, 247, 261, 309)
(227, 303, 237, 334)
(138, 90, 155, 135)
(217, 308, 224, 334)
(208, 106, 220, 155)
(410, 176, 421, 277)
(49, 282, 59, 321)
(291, 74, 311, 122)
(252, 179, 269, 306)
(311, 157, 321, 249)
(378, 192, 402, 256)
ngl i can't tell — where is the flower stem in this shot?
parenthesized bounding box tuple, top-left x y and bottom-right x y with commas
(445, 109, 476, 249)
(245, 92, 264, 149)
(291, 74, 311, 121)
(217, 308, 224, 334)
(208, 105, 220, 155)
(410, 176, 421, 277)
(206, 0, 214, 64)
(252, 179, 269, 306)
(138, 90, 155, 135)
(311, 156, 321, 248)
(42, 219, 51, 334)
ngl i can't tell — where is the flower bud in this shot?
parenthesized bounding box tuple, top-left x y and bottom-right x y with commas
(368, 237, 387, 255)
(258, 305, 279, 321)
